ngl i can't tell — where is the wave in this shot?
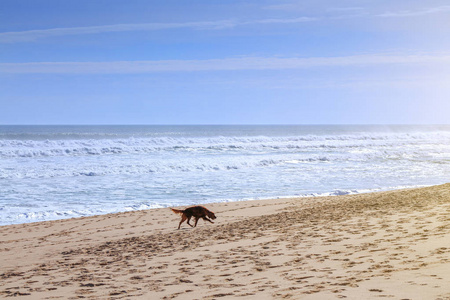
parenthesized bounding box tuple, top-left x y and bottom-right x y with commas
(0, 157, 285, 179)
(2, 152, 448, 180)
(1, 203, 168, 226)
(1, 132, 449, 158)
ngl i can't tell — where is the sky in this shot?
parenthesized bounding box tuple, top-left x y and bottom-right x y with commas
(1, 0, 450, 125)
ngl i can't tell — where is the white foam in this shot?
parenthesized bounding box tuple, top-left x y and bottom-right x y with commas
(2, 131, 450, 159)
(2, 126, 450, 226)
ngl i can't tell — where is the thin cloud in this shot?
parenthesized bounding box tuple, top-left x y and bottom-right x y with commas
(265, 3, 450, 20)
(378, 5, 450, 17)
(2, 54, 450, 74)
(327, 7, 364, 12)
(0, 17, 316, 43)
(244, 17, 316, 25)
(3, 4, 446, 44)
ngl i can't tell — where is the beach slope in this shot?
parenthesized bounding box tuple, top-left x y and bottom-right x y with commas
(1, 184, 450, 299)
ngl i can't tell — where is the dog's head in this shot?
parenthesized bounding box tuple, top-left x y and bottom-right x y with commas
(207, 210, 216, 220)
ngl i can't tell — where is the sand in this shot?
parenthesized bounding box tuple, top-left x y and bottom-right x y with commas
(1, 184, 450, 299)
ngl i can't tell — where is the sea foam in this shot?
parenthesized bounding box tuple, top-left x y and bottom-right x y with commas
(1, 125, 450, 225)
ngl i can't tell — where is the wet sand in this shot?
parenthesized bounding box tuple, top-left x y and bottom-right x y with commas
(1, 184, 450, 299)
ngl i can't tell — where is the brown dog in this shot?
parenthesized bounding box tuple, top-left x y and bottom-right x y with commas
(171, 206, 216, 229)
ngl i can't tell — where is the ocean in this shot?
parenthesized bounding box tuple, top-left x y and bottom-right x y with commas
(1, 125, 450, 226)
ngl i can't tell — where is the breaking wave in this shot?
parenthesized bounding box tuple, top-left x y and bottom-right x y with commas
(1, 131, 450, 158)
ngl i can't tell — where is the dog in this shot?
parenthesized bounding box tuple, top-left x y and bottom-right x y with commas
(171, 206, 216, 229)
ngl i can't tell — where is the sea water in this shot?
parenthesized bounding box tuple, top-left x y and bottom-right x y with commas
(1, 125, 450, 226)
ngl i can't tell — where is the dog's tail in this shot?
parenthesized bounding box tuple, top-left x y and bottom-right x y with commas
(171, 208, 184, 215)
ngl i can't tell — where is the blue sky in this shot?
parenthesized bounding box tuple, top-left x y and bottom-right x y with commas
(1, 0, 450, 125)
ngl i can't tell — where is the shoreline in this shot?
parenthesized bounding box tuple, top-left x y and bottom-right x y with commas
(1, 183, 433, 227)
(1, 184, 450, 299)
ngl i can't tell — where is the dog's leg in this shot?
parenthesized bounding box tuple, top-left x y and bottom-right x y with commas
(186, 216, 194, 227)
(178, 214, 187, 229)
(202, 216, 214, 224)
(194, 217, 200, 227)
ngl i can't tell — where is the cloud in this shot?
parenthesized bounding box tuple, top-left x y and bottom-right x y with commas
(264, 2, 450, 19)
(2, 4, 446, 44)
(327, 7, 364, 12)
(377, 5, 450, 17)
(243, 17, 316, 25)
(2, 54, 449, 74)
(0, 17, 316, 43)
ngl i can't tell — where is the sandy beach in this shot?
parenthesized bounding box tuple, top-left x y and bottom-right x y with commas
(1, 184, 449, 299)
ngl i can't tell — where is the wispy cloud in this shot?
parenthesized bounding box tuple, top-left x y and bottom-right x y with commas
(0, 17, 316, 43)
(265, 2, 450, 19)
(2, 54, 449, 74)
(378, 5, 450, 17)
(3, 4, 447, 44)
(243, 17, 315, 25)
(327, 7, 364, 12)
